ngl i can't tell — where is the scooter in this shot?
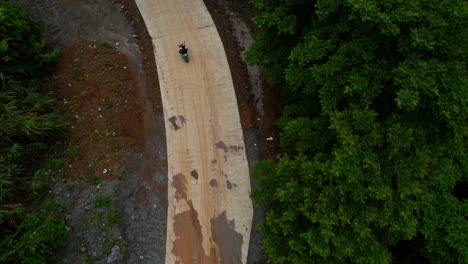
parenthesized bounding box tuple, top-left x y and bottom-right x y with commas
(181, 51, 189, 63)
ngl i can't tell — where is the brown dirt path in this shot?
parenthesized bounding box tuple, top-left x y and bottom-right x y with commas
(134, 0, 254, 263)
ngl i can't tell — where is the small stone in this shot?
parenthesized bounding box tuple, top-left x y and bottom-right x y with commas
(107, 245, 121, 263)
(103, 169, 108, 174)
(139, 256, 144, 259)
(80, 246, 86, 253)
(266, 136, 274, 141)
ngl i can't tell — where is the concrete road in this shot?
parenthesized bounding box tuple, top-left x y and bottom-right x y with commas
(134, 0, 253, 263)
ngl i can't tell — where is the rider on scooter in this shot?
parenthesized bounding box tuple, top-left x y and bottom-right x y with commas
(178, 41, 188, 55)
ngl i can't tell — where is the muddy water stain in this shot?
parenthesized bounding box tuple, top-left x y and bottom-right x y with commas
(211, 211, 243, 264)
(226, 180, 232, 190)
(229, 145, 244, 152)
(215, 141, 228, 153)
(172, 174, 187, 201)
(168, 116, 181, 130)
(178, 115, 186, 126)
(190, 170, 199, 181)
(209, 179, 218, 188)
(173, 201, 219, 264)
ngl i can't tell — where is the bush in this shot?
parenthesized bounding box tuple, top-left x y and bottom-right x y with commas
(0, 2, 67, 262)
(0, 200, 67, 264)
(0, 2, 59, 79)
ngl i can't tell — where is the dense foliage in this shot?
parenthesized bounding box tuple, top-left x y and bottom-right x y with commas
(246, 0, 467, 263)
(0, 2, 66, 263)
(0, 2, 58, 78)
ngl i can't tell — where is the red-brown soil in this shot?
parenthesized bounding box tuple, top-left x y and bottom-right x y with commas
(49, 41, 145, 180)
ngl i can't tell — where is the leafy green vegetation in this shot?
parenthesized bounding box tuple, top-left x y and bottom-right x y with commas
(95, 195, 112, 209)
(0, 2, 66, 263)
(0, 200, 67, 264)
(99, 42, 112, 49)
(246, 0, 467, 263)
(0, 2, 58, 79)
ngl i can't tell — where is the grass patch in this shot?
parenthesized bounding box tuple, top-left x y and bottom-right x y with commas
(95, 53, 106, 59)
(93, 211, 103, 221)
(94, 196, 112, 208)
(66, 141, 81, 160)
(108, 207, 122, 227)
(100, 42, 112, 49)
(104, 129, 116, 137)
(82, 255, 93, 264)
(89, 175, 100, 185)
(104, 99, 113, 109)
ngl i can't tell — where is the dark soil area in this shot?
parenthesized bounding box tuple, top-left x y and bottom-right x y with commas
(50, 42, 145, 180)
(10, 0, 278, 263)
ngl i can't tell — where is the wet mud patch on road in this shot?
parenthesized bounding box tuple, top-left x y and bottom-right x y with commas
(173, 201, 219, 264)
(211, 211, 243, 264)
(226, 180, 233, 190)
(172, 174, 188, 201)
(215, 141, 229, 153)
(191, 170, 200, 181)
(169, 116, 182, 130)
(209, 179, 218, 188)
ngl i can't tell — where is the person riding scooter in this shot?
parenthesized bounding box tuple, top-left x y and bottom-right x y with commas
(178, 41, 188, 55)
(178, 41, 189, 62)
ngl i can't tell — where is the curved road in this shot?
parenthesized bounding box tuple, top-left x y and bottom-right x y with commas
(134, 0, 253, 263)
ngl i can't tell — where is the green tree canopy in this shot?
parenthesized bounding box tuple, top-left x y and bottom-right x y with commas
(247, 0, 467, 262)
